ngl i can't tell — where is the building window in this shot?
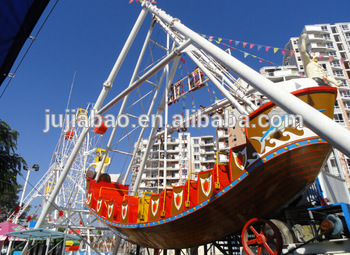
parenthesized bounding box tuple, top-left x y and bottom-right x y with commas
(345, 101, 350, 109)
(194, 147, 199, 152)
(195, 163, 200, 169)
(194, 155, 199, 160)
(345, 33, 350, 39)
(321, 26, 328, 31)
(334, 100, 340, 109)
(334, 113, 344, 123)
(332, 61, 341, 67)
(334, 70, 344, 77)
(334, 35, 340, 42)
(342, 24, 349, 31)
(297, 57, 301, 61)
(194, 139, 199, 144)
(329, 51, 337, 57)
(337, 44, 344, 51)
(324, 34, 331, 40)
(295, 48, 299, 53)
(331, 27, 338, 33)
(341, 90, 350, 98)
(326, 43, 334, 48)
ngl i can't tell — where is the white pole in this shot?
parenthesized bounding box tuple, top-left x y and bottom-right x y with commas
(132, 56, 181, 193)
(35, 8, 149, 229)
(145, 3, 350, 157)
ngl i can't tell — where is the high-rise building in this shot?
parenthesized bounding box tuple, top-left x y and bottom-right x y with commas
(260, 23, 350, 200)
(131, 132, 217, 194)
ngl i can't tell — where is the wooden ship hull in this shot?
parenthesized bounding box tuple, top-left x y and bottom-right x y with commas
(85, 86, 337, 249)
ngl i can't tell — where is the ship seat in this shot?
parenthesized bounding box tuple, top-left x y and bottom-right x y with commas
(122, 196, 139, 224)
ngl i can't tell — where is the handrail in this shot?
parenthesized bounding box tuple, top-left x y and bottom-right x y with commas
(185, 172, 198, 208)
(215, 151, 223, 190)
(99, 186, 137, 198)
(161, 185, 173, 217)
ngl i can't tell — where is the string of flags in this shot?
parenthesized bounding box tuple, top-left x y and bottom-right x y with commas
(200, 34, 294, 65)
(129, 0, 157, 3)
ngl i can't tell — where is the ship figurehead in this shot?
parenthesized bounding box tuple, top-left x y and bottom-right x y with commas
(151, 198, 159, 216)
(200, 175, 212, 197)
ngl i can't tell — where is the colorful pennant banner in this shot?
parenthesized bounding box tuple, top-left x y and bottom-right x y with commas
(199, 34, 296, 66)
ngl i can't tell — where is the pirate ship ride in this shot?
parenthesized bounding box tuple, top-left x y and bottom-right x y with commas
(34, 1, 350, 253)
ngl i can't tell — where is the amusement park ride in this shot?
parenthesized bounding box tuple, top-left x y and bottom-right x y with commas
(8, 1, 350, 255)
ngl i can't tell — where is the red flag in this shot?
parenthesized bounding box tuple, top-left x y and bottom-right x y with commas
(290, 50, 295, 56)
(229, 40, 232, 45)
(265, 46, 270, 52)
(242, 42, 247, 48)
(250, 44, 255, 49)
(259, 58, 264, 63)
(282, 49, 287, 55)
(129, 0, 134, 3)
(180, 57, 186, 64)
(329, 56, 334, 62)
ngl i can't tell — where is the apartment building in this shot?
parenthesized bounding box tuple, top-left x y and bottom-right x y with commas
(131, 132, 216, 194)
(284, 23, 350, 188)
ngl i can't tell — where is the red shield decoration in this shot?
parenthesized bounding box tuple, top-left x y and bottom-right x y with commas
(151, 198, 159, 216)
(107, 202, 114, 219)
(96, 198, 103, 214)
(121, 204, 128, 220)
(200, 175, 212, 197)
(233, 147, 246, 171)
(85, 192, 92, 206)
(174, 190, 183, 211)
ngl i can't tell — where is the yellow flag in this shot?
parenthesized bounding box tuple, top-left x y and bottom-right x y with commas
(274, 48, 279, 53)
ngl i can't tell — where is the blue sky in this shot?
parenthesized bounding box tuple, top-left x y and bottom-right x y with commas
(0, 0, 349, 213)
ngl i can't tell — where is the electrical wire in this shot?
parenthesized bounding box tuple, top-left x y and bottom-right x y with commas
(0, 0, 60, 99)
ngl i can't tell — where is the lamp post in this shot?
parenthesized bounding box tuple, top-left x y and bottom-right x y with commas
(19, 164, 39, 208)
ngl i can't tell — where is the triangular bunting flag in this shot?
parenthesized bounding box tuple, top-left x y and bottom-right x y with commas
(252, 55, 257, 58)
(273, 48, 279, 53)
(250, 43, 255, 49)
(235, 41, 240, 46)
(129, 0, 134, 3)
(242, 42, 247, 48)
(329, 56, 334, 62)
(244, 52, 249, 58)
(319, 55, 324, 61)
(257, 45, 262, 51)
(290, 50, 295, 56)
(229, 40, 232, 45)
(216, 38, 222, 44)
(209, 36, 214, 41)
(265, 46, 270, 52)
(259, 58, 264, 63)
(341, 58, 346, 64)
(282, 49, 287, 55)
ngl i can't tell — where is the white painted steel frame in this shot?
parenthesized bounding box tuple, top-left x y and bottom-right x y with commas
(144, 2, 350, 157)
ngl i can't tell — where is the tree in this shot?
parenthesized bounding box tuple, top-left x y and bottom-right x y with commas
(0, 119, 26, 220)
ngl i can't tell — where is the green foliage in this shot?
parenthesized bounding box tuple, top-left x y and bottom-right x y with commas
(0, 119, 26, 219)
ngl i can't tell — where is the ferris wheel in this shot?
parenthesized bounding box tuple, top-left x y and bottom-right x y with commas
(9, 104, 104, 231)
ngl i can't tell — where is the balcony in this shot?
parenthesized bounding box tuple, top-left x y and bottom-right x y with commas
(304, 25, 329, 34)
(307, 34, 332, 43)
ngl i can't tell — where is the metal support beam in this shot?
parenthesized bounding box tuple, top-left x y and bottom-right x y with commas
(145, 2, 350, 157)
